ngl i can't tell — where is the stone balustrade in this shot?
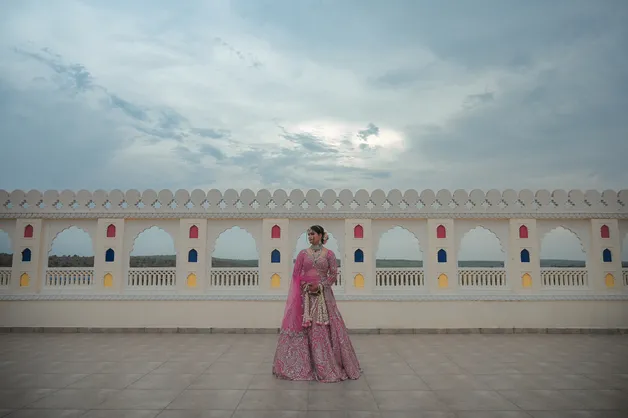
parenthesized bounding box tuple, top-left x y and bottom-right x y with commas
(127, 268, 177, 289)
(0, 267, 10, 287)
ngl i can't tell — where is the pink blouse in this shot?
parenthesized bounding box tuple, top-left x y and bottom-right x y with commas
(293, 248, 338, 286)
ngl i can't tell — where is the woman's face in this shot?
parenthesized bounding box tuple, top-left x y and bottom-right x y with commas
(308, 230, 321, 245)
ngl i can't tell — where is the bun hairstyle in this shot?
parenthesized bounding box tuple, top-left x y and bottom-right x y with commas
(309, 225, 329, 245)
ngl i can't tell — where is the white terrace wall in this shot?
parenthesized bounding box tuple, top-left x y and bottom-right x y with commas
(0, 188, 627, 331)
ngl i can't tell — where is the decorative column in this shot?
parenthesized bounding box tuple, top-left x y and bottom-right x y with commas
(426, 219, 457, 293)
(508, 219, 541, 292)
(178, 219, 208, 293)
(589, 219, 622, 291)
(261, 219, 290, 293)
(94, 219, 125, 293)
(11, 219, 44, 293)
(343, 219, 374, 295)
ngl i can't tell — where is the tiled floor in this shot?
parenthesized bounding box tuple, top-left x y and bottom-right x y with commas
(0, 332, 627, 417)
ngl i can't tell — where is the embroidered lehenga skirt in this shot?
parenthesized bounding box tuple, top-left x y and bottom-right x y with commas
(272, 286, 361, 382)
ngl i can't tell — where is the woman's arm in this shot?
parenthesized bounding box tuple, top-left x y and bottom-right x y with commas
(324, 249, 338, 286)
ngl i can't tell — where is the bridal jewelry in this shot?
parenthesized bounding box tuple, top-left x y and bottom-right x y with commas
(309, 244, 323, 262)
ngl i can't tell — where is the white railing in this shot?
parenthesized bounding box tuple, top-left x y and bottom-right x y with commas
(375, 268, 424, 288)
(210, 267, 259, 289)
(46, 268, 94, 287)
(623, 269, 628, 287)
(128, 267, 176, 288)
(458, 268, 507, 288)
(541, 268, 588, 288)
(0, 267, 10, 286)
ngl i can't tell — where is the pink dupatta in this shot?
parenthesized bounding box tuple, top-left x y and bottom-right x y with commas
(280, 250, 318, 333)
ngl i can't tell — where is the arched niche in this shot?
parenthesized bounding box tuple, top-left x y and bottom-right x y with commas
(19, 273, 30, 287)
(47, 224, 95, 268)
(210, 225, 259, 268)
(187, 273, 197, 288)
(519, 225, 529, 239)
(438, 273, 448, 288)
(539, 226, 587, 268)
(105, 248, 115, 263)
(374, 225, 423, 269)
(271, 273, 281, 288)
(24, 224, 34, 238)
(456, 222, 507, 268)
(103, 273, 113, 288)
(354, 273, 365, 288)
(522, 273, 532, 288)
(128, 225, 177, 268)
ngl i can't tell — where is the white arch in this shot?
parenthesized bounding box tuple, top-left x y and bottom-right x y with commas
(457, 226, 506, 267)
(0, 228, 11, 252)
(128, 226, 176, 255)
(48, 226, 95, 267)
(128, 226, 177, 268)
(210, 226, 260, 257)
(620, 232, 628, 265)
(130, 226, 176, 255)
(0, 228, 12, 268)
(48, 226, 94, 255)
(123, 220, 179, 266)
(375, 226, 423, 267)
(539, 226, 586, 255)
(540, 226, 586, 267)
(211, 226, 259, 268)
(46, 220, 97, 255)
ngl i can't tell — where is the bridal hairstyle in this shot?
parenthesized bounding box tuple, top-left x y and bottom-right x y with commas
(309, 225, 329, 245)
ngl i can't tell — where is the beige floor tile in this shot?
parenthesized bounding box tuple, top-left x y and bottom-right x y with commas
(166, 389, 245, 410)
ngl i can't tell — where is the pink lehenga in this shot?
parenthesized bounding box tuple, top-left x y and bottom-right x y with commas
(272, 248, 361, 382)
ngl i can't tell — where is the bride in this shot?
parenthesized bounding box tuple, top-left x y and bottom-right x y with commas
(272, 225, 361, 382)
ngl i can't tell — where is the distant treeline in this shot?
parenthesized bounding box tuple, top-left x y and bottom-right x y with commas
(375, 259, 590, 268)
(0, 253, 616, 268)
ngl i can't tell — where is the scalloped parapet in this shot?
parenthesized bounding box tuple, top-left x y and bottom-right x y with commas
(0, 188, 626, 219)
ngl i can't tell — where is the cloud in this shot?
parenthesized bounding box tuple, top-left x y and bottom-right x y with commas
(357, 123, 380, 142)
(0, 0, 627, 258)
(281, 130, 336, 154)
(463, 92, 494, 109)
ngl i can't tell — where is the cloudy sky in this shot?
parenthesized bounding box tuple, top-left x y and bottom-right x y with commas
(1, 0, 627, 260)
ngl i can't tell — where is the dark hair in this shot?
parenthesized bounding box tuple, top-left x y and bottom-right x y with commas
(309, 225, 328, 244)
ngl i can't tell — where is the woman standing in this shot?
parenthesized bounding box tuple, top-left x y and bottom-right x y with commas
(272, 225, 361, 382)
